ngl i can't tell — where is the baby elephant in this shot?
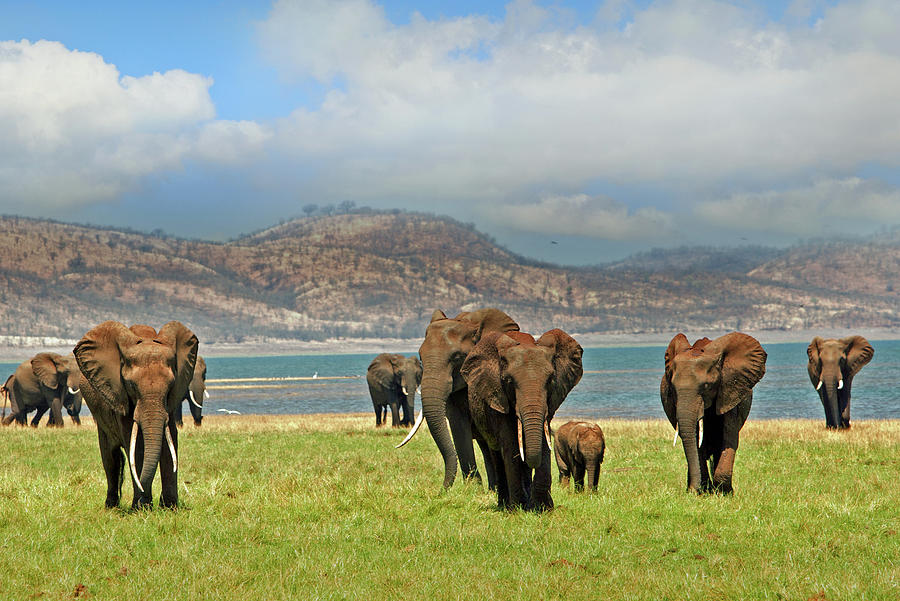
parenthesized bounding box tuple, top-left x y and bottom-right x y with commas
(554, 421, 605, 491)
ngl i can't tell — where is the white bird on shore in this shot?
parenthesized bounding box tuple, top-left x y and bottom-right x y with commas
(312, 372, 318, 379)
(217, 408, 241, 415)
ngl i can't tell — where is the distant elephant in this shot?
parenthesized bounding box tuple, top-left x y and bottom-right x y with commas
(1, 353, 82, 427)
(367, 353, 422, 427)
(74, 321, 198, 509)
(553, 421, 605, 492)
(398, 308, 520, 489)
(807, 336, 874, 429)
(461, 329, 583, 511)
(661, 332, 766, 494)
(176, 356, 208, 427)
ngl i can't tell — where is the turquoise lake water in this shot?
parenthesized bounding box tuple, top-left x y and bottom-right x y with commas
(3, 340, 898, 422)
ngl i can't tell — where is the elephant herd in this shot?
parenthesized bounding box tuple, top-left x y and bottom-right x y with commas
(372, 309, 876, 509)
(2, 311, 876, 513)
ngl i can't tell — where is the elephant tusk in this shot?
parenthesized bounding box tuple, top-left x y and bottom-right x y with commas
(518, 421, 525, 462)
(838, 379, 844, 390)
(544, 421, 552, 450)
(401, 386, 408, 396)
(416, 386, 421, 394)
(130, 422, 144, 493)
(698, 418, 704, 449)
(204, 389, 210, 400)
(188, 390, 203, 409)
(68, 387, 79, 395)
(816, 380, 823, 391)
(165, 420, 177, 474)
(395, 411, 424, 448)
(673, 423, 679, 446)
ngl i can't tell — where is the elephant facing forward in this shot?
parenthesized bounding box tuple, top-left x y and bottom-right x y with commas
(661, 332, 766, 495)
(461, 329, 583, 511)
(367, 353, 421, 427)
(398, 308, 520, 490)
(74, 321, 198, 509)
(2, 353, 82, 427)
(553, 421, 605, 492)
(807, 336, 873, 429)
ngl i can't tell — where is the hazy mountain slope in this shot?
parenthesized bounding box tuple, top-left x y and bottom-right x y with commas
(1, 213, 897, 343)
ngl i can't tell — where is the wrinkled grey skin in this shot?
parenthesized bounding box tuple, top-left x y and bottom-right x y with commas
(462, 329, 583, 511)
(1, 353, 82, 427)
(661, 332, 766, 495)
(414, 308, 520, 489)
(177, 356, 207, 427)
(75, 321, 197, 510)
(807, 336, 874, 430)
(367, 353, 422, 427)
(554, 421, 605, 492)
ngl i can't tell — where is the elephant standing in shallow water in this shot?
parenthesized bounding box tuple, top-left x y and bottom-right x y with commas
(461, 329, 583, 511)
(661, 332, 766, 495)
(74, 321, 198, 509)
(807, 336, 873, 430)
(367, 353, 421, 427)
(2, 353, 82, 427)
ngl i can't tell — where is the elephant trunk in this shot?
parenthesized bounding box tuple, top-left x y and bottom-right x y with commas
(137, 407, 168, 499)
(676, 394, 702, 493)
(820, 366, 842, 429)
(519, 405, 546, 470)
(419, 370, 457, 488)
(586, 463, 598, 491)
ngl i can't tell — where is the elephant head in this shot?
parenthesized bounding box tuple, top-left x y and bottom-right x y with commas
(807, 336, 873, 429)
(462, 329, 583, 470)
(185, 356, 208, 427)
(661, 332, 766, 493)
(75, 321, 198, 504)
(396, 355, 423, 419)
(401, 308, 519, 488)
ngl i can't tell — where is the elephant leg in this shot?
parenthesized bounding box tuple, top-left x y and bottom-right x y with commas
(712, 408, 748, 495)
(389, 401, 401, 428)
(31, 406, 49, 427)
(531, 442, 554, 512)
(97, 430, 122, 509)
(473, 431, 498, 491)
(490, 449, 509, 509)
(49, 396, 64, 427)
(555, 445, 571, 488)
(175, 402, 184, 428)
(572, 460, 586, 492)
(446, 392, 481, 484)
(374, 403, 383, 427)
(499, 444, 526, 509)
(838, 387, 852, 429)
(159, 419, 178, 509)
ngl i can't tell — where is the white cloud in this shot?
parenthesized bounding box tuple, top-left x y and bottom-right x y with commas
(481, 194, 673, 240)
(697, 177, 900, 235)
(0, 39, 268, 210)
(255, 0, 900, 210)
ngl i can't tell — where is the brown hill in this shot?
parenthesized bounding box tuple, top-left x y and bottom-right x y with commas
(0, 213, 897, 343)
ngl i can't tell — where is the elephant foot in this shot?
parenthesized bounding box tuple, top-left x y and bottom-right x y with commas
(193, 419, 202, 427)
(531, 495, 554, 513)
(159, 496, 178, 510)
(105, 496, 120, 509)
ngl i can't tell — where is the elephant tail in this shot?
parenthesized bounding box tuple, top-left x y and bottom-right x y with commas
(395, 411, 424, 448)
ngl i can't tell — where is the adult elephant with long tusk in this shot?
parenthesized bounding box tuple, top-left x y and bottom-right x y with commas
(176, 356, 208, 428)
(661, 332, 766, 495)
(74, 321, 198, 509)
(397, 308, 520, 489)
(807, 336, 874, 429)
(461, 329, 583, 511)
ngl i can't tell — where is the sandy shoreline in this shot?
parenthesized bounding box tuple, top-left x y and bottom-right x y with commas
(1, 327, 897, 362)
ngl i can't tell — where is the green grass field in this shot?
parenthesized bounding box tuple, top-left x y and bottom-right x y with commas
(1, 415, 898, 600)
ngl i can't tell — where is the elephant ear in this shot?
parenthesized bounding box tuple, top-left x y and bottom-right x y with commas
(74, 321, 138, 415)
(537, 329, 584, 418)
(456, 308, 519, 342)
(157, 321, 199, 412)
(196, 356, 207, 381)
(807, 336, 823, 386)
(412, 356, 423, 382)
(430, 309, 448, 323)
(841, 336, 873, 378)
(706, 332, 767, 416)
(31, 353, 62, 389)
(660, 334, 691, 429)
(461, 331, 510, 414)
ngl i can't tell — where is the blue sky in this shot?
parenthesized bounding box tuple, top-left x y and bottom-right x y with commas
(1, 0, 897, 264)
